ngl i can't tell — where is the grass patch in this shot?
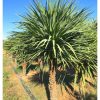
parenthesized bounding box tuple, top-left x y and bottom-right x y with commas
(3, 54, 30, 100)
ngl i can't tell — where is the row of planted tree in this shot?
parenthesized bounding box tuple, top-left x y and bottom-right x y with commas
(4, 0, 97, 100)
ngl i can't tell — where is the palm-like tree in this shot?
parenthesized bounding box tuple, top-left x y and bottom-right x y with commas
(4, 0, 97, 99)
(72, 20, 97, 95)
(4, 32, 34, 75)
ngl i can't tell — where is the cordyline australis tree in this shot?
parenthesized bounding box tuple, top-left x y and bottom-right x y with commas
(4, 0, 97, 99)
(72, 20, 97, 96)
(4, 32, 34, 75)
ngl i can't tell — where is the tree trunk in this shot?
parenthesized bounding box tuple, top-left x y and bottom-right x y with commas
(49, 59, 57, 100)
(11, 55, 17, 67)
(38, 58, 44, 82)
(38, 58, 43, 69)
(13, 58, 17, 67)
(22, 61, 27, 76)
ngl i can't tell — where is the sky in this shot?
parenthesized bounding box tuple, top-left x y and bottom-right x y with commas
(3, 0, 97, 39)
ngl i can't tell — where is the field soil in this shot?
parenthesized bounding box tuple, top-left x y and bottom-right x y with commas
(3, 51, 97, 100)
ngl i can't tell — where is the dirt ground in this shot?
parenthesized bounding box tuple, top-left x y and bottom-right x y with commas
(3, 52, 97, 100)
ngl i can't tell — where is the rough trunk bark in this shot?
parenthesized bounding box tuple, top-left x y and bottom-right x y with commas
(49, 59, 57, 100)
(22, 61, 27, 76)
(13, 58, 17, 67)
(11, 54, 17, 67)
(38, 58, 43, 69)
(38, 58, 44, 82)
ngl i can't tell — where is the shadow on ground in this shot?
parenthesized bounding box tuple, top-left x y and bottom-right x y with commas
(17, 64, 97, 100)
